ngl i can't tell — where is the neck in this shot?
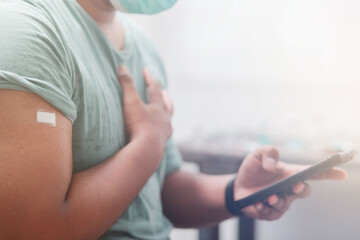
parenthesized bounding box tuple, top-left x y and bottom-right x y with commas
(76, 0, 116, 26)
(76, 0, 125, 51)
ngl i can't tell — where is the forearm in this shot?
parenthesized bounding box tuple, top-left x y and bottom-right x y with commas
(0, 66, 172, 239)
(63, 139, 161, 239)
(25, 139, 161, 240)
(162, 171, 235, 228)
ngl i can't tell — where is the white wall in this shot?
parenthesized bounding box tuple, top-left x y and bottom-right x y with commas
(129, 0, 360, 148)
(130, 0, 360, 85)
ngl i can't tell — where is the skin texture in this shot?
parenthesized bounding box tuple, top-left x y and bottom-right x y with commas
(0, 68, 173, 239)
(161, 147, 346, 228)
(0, 0, 348, 238)
(77, 0, 125, 51)
(233, 147, 346, 220)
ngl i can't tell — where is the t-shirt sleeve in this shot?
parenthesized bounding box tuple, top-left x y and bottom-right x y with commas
(164, 137, 183, 176)
(0, 2, 77, 123)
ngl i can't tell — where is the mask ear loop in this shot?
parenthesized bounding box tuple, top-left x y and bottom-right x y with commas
(37, 109, 56, 127)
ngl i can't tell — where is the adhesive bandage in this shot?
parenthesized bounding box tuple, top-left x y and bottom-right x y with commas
(36, 110, 56, 127)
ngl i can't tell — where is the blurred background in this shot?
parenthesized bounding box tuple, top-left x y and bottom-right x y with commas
(129, 0, 360, 239)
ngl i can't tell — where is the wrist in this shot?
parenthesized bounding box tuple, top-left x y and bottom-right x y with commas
(133, 130, 167, 151)
(129, 135, 166, 170)
(225, 177, 245, 216)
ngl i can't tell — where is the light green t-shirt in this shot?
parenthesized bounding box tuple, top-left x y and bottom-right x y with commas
(0, 0, 183, 239)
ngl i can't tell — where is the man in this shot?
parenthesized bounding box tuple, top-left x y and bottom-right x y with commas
(0, 0, 346, 239)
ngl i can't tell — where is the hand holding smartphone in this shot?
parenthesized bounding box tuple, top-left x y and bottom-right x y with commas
(234, 151, 353, 210)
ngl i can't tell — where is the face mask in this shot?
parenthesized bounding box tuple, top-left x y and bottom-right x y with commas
(108, 0, 178, 14)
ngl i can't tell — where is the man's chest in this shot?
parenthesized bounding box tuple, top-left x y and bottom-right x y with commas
(69, 52, 157, 173)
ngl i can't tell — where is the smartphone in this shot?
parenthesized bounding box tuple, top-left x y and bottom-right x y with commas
(234, 151, 353, 210)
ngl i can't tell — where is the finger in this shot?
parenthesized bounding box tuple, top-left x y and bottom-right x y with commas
(267, 195, 284, 210)
(143, 68, 156, 86)
(279, 194, 297, 212)
(118, 66, 141, 103)
(265, 194, 298, 220)
(310, 167, 347, 181)
(253, 193, 298, 220)
(270, 195, 294, 212)
(254, 202, 271, 216)
(292, 182, 305, 195)
(143, 69, 164, 104)
(292, 182, 311, 198)
(268, 196, 289, 215)
(162, 90, 174, 116)
(257, 146, 280, 171)
(255, 202, 282, 221)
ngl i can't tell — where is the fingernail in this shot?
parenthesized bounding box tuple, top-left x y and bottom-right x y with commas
(294, 183, 304, 194)
(255, 203, 263, 211)
(265, 157, 277, 170)
(269, 195, 278, 206)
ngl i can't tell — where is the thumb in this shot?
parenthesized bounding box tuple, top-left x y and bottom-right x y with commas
(258, 146, 280, 171)
(117, 66, 140, 103)
(263, 157, 277, 171)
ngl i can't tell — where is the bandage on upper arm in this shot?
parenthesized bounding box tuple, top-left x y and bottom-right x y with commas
(0, 90, 68, 129)
(0, 89, 73, 236)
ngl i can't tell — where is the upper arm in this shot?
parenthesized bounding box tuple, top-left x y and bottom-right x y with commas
(0, 2, 77, 123)
(0, 90, 73, 237)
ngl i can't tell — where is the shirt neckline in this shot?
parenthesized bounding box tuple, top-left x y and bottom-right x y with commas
(70, 0, 134, 61)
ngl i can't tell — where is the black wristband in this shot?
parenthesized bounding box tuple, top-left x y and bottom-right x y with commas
(225, 177, 244, 216)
